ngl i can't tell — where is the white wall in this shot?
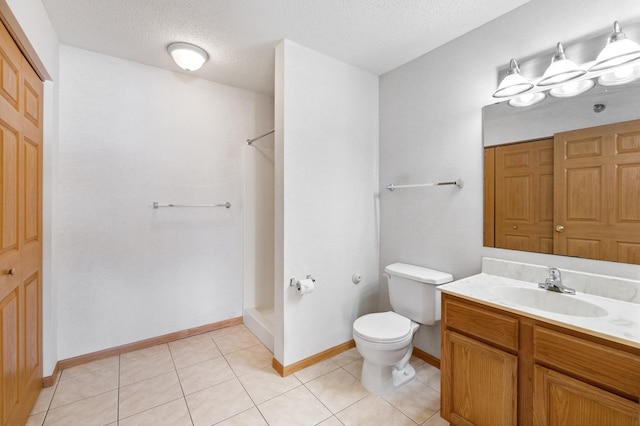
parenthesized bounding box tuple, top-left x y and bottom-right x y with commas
(275, 40, 379, 366)
(6, 0, 60, 376)
(379, 0, 640, 358)
(56, 46, 273, 359)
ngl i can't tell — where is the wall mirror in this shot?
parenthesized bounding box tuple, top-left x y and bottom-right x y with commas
(482, 81, 640, 265)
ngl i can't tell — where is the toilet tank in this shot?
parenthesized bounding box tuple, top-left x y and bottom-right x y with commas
(385, 263, 453, 325)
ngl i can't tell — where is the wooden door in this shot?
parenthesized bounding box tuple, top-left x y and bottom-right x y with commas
(495, 139, 554, 253)
(533, 365, 639, 426)
(483, 147, 495, 247)
(0, 21, 43, 426)
(442, 331, 518, 426)
(554, 120, 640, 263)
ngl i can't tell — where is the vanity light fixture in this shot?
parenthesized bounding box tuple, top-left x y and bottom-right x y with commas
(167, 42, 209, 71)
(508, 91, 545, 107)
(597, 63, 640, 86)
(494, 20, 640, 107)
(589, 21, 640, 71)
(492, 59, 534, 98)
(537, 43, 586, 86)
(549, 78, 595, 97)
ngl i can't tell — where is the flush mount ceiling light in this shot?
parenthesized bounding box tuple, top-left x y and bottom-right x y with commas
(492, 59, 534, 98)
(537, 43, 586, 86)
(167, 42, 209, 71)
(589, 21, 640, 72)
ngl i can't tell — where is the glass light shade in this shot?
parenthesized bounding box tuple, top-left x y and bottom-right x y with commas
(549, 79, 595, 97)
(589, 21, 640, 71)
(168, 42, 208, 71)
(508, 91, 545, 107)
(493, 59, 534, 98)
(537, 43, 586, 86)
(597, 64, 640, 85)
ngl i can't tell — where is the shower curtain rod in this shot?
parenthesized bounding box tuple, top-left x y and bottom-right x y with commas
(246, 129, 274, 145)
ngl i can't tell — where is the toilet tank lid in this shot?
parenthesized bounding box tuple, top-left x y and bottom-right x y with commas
(384, 263, 453, 284)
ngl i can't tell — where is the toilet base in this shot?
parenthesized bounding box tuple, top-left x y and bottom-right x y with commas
(392, 363, 416, 388)
(360, 359, 416, 395)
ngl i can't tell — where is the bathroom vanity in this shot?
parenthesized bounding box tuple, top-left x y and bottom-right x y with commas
(438, 260, 640, 426)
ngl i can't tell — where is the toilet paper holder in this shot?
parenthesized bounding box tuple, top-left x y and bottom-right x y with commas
(289, 275, 315, 288)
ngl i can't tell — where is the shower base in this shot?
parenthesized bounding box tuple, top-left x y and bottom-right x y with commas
(243, 307, 274, 353)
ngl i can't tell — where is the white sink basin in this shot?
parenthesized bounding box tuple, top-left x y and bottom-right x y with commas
(490, 287, 608, 317)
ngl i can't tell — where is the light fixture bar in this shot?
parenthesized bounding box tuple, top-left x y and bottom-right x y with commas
(494, 20, 640, 108)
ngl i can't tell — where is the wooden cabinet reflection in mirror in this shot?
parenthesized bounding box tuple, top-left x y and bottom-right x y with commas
(484, 119, 640, 265)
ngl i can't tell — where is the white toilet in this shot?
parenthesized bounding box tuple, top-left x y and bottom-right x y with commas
(353, 263, 453, 394)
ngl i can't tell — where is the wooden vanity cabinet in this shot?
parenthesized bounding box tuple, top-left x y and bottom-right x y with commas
(441, 293, 640, 426)
(533, 327, 640, 426)
(533, 366, 638, 426)
(441, 296, 519, 425)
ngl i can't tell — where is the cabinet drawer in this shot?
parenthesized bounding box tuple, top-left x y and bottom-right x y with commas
(534, 326, 640, 398)
(443, 297, 519, 351)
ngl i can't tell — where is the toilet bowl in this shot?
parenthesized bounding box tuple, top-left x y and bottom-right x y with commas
(353, 263, 453, 395)
(353, 311, 419, 394)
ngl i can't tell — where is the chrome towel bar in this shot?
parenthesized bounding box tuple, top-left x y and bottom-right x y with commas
(153, 202, 231, 209)
(386, 179, 464, 191)
(246, 129, 274, 145)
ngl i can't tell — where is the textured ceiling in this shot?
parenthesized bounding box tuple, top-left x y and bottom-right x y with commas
(42, 0, 529, 95)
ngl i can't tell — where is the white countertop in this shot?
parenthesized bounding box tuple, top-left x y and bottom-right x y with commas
(438, 273, 640, 350)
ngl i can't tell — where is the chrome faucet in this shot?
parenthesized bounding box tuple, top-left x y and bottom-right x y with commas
(538, 267, 575, 294)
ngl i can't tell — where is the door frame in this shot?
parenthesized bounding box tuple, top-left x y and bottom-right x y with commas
(0, 1, 50, 81)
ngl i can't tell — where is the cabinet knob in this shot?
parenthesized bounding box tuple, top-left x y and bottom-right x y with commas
(512, 225, 518, 230)
(555, 225, 565, 233)
(6, 268, 14, 276)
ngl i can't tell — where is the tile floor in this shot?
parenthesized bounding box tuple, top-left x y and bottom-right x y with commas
(27, 325, 450, 425)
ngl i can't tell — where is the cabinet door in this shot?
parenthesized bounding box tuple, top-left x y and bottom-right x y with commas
(495, 139, 554, 254)
(442, 331, 518, 426)
(533, 365, 639, 426)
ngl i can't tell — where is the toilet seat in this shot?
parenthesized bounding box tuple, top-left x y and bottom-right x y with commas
(353, 311, 414, 343)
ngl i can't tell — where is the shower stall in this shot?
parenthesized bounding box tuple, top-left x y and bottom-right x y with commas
(243, 130, 275, 351)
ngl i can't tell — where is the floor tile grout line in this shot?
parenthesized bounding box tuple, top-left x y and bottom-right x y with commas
(39, 387, 118, 414)
(167, 339, 196, 426)
(300, 369, 353, 420)
(41, 361, 123, 415)
(304, 362, 430, 425)
(422, 410, 443, 426)
(216, 341, 264, 357)
(117, 396, 188, 424)
(218, 345, 271, 424)
(39, 367, 62, 425)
